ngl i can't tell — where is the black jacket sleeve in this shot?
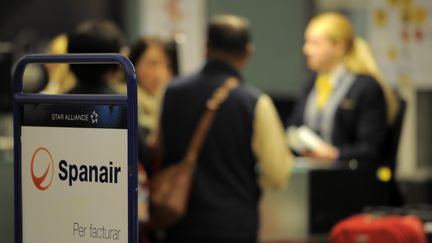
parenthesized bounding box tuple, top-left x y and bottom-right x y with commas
(337, 76, 388, 161)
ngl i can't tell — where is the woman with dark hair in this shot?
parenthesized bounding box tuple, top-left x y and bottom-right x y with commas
(130, 37, 175, 243)
(129, 37, 175, 166)
(129, 38, 174, 96)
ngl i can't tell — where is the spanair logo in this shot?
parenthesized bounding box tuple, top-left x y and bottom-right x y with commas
(30, 147, 54, 191)
(30, 146, 121, 188)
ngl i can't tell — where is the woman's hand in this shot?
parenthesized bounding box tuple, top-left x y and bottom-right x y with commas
(301, 142, 339, 161)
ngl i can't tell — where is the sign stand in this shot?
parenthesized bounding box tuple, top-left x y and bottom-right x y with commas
(13, 54, 138, 243)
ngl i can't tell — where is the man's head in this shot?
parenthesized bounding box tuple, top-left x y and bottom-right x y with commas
(207, 15, 253, 70)
(68, 20, 125, 84)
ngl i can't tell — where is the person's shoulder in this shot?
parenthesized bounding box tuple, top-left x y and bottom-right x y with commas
(169, 74, 198, 88)
(351, 74, 385, 100)
(165, 73, 201, 93)
(233, 82, 263, 103)
(354, 74, 381, 90)
(240, 83, 262, 96)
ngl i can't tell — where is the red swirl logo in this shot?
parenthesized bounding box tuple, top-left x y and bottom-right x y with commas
(30, 147, 54, 191)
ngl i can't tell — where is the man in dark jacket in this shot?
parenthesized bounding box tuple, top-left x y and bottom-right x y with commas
(160, 15, 293, 243)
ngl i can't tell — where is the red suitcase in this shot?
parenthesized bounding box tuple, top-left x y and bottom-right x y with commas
(330, 214, 426, 243)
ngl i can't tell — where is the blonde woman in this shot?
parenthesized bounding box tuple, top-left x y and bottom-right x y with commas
(288, 12, 399, 163)
(42, 34, 76, 94)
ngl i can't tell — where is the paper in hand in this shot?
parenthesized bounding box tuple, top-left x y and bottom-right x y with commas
(286, 125, 325, 153)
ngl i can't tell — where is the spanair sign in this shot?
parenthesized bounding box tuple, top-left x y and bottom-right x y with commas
(14, 54, 137, 243)
(21, 104, 128, 243)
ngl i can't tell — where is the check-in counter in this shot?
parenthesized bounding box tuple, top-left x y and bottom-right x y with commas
(259, 158, 393, 242)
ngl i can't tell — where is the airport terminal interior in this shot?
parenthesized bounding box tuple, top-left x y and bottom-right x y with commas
(1, 0, 432, 242)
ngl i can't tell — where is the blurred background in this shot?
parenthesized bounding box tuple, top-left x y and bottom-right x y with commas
(1, 0, 432, 242)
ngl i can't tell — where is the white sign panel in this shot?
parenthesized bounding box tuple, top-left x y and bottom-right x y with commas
(20, 105, 128, 243)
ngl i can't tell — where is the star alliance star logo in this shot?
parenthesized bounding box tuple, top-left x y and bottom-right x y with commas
(90, 111, 99, 124)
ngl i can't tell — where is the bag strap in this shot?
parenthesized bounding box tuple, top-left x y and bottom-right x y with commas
(182, 77, 240, 167)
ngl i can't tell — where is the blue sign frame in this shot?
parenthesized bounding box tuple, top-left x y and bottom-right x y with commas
(13, 54, 138, 243)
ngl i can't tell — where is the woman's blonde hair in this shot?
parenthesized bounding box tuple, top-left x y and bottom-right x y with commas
(42, 34, 76, 94)
(308, 12, 399, 124)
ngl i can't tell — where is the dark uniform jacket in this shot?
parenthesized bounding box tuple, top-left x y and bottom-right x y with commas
(288, 73, 388, 162)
